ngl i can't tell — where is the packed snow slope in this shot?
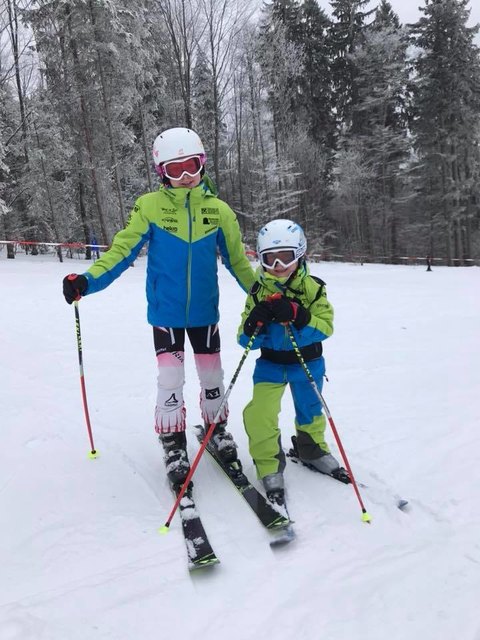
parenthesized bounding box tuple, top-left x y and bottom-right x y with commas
(1, 254, 479, 640)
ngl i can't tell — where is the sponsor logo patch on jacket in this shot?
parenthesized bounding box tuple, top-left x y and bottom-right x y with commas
(201, 208, 219, 226)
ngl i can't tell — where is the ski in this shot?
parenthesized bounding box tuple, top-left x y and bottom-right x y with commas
(172, 482, 220, 570)
(194, 425, 295, 546)
(287, 435, 409, 511)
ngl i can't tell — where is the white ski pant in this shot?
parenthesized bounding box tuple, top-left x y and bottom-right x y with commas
(153, 325, 228, 434)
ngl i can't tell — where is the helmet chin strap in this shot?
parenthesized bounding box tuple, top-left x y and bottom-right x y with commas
(267, 258, 306, 296)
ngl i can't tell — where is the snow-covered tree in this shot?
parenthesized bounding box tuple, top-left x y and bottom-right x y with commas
(410, 0, 480, 264)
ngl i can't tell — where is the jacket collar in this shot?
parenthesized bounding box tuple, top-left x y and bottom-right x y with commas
(258, 262, 309, 296)
(158, 174, 218, 204)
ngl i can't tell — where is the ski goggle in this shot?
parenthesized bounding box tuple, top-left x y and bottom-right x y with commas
(260, 248, 297, 269)
(160, 154, 205, 180)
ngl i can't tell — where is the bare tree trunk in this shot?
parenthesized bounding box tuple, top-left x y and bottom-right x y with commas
(7, 0, 29, 164)
(6, 0, 34, 254)
(3, 219, 16, 259)
(210, 36, 221, 188)
(272, 109, 282, 193)
(247, 55, 270, 216)
(55, 19, 92, 257)
(462, 149, 473, 261)
(233, 73, 245, 213)
(463, 210, 472, 262)
(140, 103, 154, 192)
(157, 0, 197, 127)
(77, 172, 92, 260)
(88, 0, 126, 227)
(66, 6, 109, 244)
(32, 121, 63, 262)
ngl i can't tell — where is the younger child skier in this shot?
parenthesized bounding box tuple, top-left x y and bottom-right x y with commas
(238, 219, 339, 505)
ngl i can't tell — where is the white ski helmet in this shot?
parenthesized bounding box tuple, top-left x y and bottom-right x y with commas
(257, 219, 307, 263)
(152, 127, 205, 166)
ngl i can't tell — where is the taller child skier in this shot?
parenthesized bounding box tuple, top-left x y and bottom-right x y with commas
(238, 219, 339, 505)
(63, 127, 255, 487)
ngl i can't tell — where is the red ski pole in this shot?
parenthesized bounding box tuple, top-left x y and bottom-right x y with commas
(72, 298, 98, 459)
(285, 323, 371, 523)
(160, 324, 262, 533)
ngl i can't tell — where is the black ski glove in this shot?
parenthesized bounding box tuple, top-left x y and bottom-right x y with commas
(243, 301, 275, 337)
(63, 273, 88, 304)
(269, 296, 311, 329)
(269, 296, 296, 323)
(291, 303, 311, 329)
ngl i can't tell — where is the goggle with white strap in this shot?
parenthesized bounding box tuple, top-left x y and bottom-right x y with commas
(160, 154, 205, 180)
(260, 248, 298, 269)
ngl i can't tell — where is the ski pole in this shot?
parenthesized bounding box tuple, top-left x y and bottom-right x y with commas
(160, 323, 262, 533)
(72, 298, 98, 459)
(285, 323, 371, 523)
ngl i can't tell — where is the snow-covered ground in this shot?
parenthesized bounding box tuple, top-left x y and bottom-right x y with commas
(1, 253, 479, 640)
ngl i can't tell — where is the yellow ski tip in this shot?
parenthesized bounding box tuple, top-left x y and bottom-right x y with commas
(88, 450, 99, 459)
(362, 511, 372, 523)
(158, 525, 170, 535)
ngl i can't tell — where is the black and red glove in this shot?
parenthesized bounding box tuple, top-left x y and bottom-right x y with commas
(62, 273, 88, 304)
(243, 301, 275, 337)
(269, 295, 311, 329)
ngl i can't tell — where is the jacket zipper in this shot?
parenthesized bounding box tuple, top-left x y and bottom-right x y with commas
(185, 192, 192, 325)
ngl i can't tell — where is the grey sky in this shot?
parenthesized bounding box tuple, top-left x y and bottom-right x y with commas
(316, 0, 480, 33)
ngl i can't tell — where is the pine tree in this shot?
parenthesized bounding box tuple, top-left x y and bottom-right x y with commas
(298, 0, 335, 149)
(258, 0, 304, 141)
(346, 1, 411, 258)
(257, 1, 306, 218)
(410, 0, 480, 264)
(192, 51, 216, 162)
(224, 24, 275, 237)
(0, 83, 14, 258)
(22, 0, 163, 249)
(292, 0, 337, 225)
(254, 0, 338, 235)
(374, 0, 400, 29)
(329, 0, 375, 131)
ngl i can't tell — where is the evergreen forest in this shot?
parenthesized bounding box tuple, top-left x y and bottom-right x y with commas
(1, 0, 480, 264)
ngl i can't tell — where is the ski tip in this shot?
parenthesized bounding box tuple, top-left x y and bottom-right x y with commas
(88, 449, 99, 459)
(158, 524, 170, 535)
(269, 525, 296, 547)
(189, 557, 220, 571)
(361, 511, 372, 523)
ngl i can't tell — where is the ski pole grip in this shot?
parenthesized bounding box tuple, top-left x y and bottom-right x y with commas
(67, 273, 82, 301)
(266, 293, 282, 301)
(266, 292, 292, 326)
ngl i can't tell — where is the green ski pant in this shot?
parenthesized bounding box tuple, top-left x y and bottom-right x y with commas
(243, 380, 329, 479)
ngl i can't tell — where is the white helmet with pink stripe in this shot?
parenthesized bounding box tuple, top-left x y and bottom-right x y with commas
(152, 127, 205, 166)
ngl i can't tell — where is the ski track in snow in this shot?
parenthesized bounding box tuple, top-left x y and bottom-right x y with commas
(1, 255, 479, 640)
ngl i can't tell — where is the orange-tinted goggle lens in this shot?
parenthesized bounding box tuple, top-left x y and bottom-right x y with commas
(162, 156, 202, 180)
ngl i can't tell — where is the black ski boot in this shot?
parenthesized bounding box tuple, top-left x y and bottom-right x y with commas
(160, 431, 191, 487)
(207, 421, 238, 464)
(262, 472, 285, 506)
